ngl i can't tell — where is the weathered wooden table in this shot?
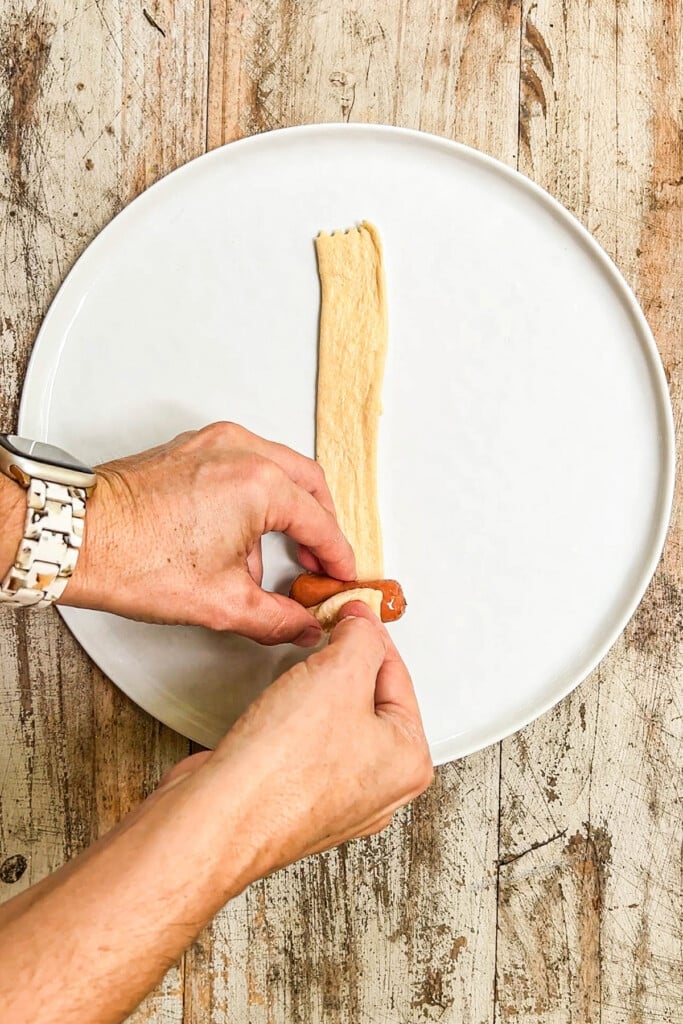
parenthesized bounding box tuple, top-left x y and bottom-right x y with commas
(1, 2, 681, 1021)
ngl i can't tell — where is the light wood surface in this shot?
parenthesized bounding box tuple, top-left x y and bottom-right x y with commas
(0, 2, 680, 1021)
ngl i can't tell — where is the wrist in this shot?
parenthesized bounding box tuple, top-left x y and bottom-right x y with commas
(59, 468, 120, 608)
(197, 751, 294, 890)
(0, 475, 27, 580)
(127, 758, 267, 910)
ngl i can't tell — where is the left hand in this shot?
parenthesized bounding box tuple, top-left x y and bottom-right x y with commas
(61, 421, 356, 645)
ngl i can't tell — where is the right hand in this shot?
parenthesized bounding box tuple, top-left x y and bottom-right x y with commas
(160, 601, 433, 880)
(0, 603, 431, 1024)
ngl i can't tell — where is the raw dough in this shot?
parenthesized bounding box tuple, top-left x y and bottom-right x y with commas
(315, 221, 388, 579)
(309, 588, 383, 632)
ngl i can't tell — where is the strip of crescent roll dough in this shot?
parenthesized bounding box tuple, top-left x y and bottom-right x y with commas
(309, 588, 383, 632)
(315, 221, 388, 588)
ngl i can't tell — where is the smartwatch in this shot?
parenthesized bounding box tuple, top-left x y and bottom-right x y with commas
(0, 434, 97, 607)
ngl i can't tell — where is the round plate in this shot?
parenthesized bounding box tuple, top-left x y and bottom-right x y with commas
(19, 124, 674, 764)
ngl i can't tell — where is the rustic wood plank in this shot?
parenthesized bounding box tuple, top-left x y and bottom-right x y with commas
(495, 3, 621, 1015)
(495, 1, 682, 1021)
(207, 0, 521, 162)
(605, 0, 682, 1018)
(193, 2, 522, 1022)
(0, 2, 208, 1021)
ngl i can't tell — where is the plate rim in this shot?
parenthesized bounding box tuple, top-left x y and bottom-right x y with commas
(19, 122, 676, 764)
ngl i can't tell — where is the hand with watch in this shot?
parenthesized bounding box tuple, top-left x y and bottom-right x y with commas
(0, 422, 357, 645)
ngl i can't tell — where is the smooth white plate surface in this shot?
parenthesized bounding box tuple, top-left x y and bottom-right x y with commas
(20, 125, 673, 764)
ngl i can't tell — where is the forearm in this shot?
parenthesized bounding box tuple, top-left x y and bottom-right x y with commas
(0, 762, 259, 1024)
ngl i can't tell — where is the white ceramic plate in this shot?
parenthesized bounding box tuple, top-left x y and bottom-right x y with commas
(19, 125, 674, 764)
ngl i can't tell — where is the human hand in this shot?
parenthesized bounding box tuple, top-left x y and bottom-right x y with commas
(62, 422, 355, 645)
(0, 601, 430, 1024)
(159, 601, 433, 880)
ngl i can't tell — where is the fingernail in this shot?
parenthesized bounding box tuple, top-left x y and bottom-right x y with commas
(293, 626, 323, 648)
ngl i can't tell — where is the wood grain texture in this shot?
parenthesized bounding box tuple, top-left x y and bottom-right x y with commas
(0, 1, 681, 1022)
(495, 3, 682, 1022)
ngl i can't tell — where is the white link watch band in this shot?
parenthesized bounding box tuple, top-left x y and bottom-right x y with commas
(0, 478, 86, 607)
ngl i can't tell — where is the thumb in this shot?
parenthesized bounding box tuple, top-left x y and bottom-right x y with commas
(336, 602, 422, 719)
(231, 578, 324, 648)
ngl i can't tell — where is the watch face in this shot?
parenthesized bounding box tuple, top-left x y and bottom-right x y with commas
(0, 435, 94, 474)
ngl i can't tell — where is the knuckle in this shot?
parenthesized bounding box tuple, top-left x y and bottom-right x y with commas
(330, 521, 347, 548)
(332, 619, 379, 661)
(260, 618, 290, 645)
(258, 619, 292, 647)
(173, 429, 196, 446)
(200, 420, 242, 447)
(351, 620, 385, 657)
(248, 455, 281, 496)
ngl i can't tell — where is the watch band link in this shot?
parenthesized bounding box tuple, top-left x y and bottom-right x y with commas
(0, 479, 86, 607)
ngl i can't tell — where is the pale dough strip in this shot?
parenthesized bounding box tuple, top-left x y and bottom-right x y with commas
(314, 221, 388, 581)
(309, 588, 383, 631)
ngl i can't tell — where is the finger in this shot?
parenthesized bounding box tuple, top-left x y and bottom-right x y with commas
(296, 545, 325, 574)
(256, 441, 337, 518)
(230, 578, 324, 647)
(374, 642, 422, 720)
(313, 606, 387, 697)
(198, 422, 338, 517)
(335, 600, 382, 624)
(266, 473, 356, 581)
(336, 603, 422, 719)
